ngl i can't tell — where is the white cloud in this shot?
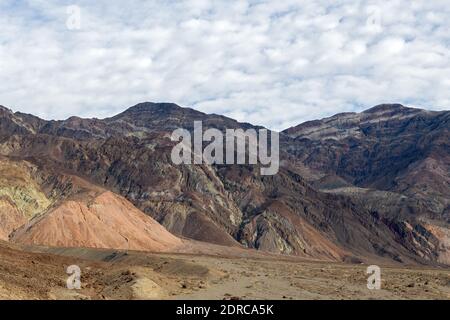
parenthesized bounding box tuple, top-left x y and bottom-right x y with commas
(0, 0, 449, 130)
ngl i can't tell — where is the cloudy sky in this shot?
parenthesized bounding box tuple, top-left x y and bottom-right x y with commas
(0, 0, 449, 130)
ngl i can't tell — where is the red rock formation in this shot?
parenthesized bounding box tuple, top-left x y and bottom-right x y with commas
(12, 191, 183, 252)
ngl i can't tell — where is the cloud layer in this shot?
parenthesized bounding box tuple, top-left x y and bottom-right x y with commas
(0, 0, 449, 130)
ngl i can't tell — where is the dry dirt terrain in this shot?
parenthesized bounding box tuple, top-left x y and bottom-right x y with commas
(1, 241, 448, 300)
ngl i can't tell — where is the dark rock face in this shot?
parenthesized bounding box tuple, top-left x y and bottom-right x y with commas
(284, 104, 449, 218)
(0, 102, 449, 265)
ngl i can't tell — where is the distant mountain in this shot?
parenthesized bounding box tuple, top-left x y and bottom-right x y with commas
(284, 104, 449, 219)
(0, 102, 448, 265)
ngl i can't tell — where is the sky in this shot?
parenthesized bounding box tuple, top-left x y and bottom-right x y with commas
(0, 0, 449, 130)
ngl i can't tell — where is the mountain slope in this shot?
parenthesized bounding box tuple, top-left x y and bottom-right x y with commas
(11, 191, 184, 252)
(0, 199, 26, 241)
(0, 156, 185, 253)
(283, 104, 450, 218)
(0, 102, 448, 265)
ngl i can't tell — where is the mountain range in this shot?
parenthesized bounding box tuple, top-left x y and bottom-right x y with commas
(0, 102, 448, 266)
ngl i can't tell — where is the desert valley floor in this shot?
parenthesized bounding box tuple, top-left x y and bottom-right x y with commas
(0, 241, 449, 300)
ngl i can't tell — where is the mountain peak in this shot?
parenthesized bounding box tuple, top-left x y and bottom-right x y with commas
(0, 105, 12, 114)
(283, 103, 433, 140)
(125, 102, 182, 112)
(363, 103, 409, 114)
(111, 102, 206, 121)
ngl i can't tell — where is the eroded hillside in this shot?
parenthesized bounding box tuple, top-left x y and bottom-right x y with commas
(0, 103, 448, 265)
